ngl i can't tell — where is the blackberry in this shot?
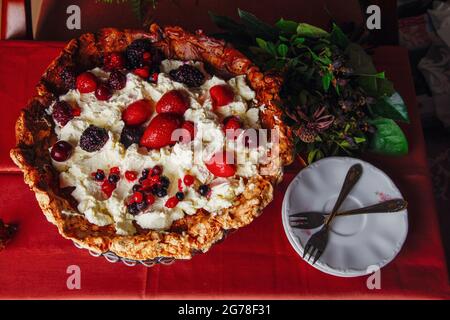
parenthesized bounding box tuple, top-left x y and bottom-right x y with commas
(60, 67, 76, 90)
(169, 65, 205, 87)
(175, 192, 185, 201)
(198, 184, 210, 197)
(79, 125, 109, 152)
(52, 101, 74, 126)
(132, 184, 142, 192)
(120, 126, 143, 149)
(125, 39, 153, 69)
(108, 70, 127, 90)
(108, 174, 120, 184)
(159, 176, 170, 188)
(127, 203, 140, 215)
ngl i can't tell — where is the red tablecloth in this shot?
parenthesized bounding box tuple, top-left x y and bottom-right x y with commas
(0, 41, 449, 299)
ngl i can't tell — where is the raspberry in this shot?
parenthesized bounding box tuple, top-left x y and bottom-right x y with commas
(79, 125, 109, 152)
(52, 101, 74, 126)
(169, 64, 205, 87)
(125, 39, 153, 69)
(120, 126, 143, 149)
(108, 71, 127, 90)
(103, 52, 125, 71)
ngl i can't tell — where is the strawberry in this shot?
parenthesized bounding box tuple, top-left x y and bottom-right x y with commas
(104, 52, 125, 71)
(142, 52, 152, 64)
(133, 66, 150, 79)
(223, 116, 242, 139)
(210, 85, 234, 108)
(122, 99, 153, 126)
(156, 90, 190, 115)
(180, 121, 195, 143)
(140, 113, 183, 149)
(76, 72, 98, 94)
(205, 151, 237, 178)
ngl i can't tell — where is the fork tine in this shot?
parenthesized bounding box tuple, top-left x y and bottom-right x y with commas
(290, 222, 307, 228)
(303, 243, 311, 259)
(289, 217, 308, 222)
(312, 249, 323, 265)
(308, 248, 318, 263)
(290, 212, 307, 218)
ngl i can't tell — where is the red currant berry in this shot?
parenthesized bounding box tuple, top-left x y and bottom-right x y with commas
(110, 167, 120, 175)
(183, 174, 195, 186)
(125, 171, 137, 182)
(165, 196, 179, 208)
(132, 192, 144, 203)
(145, 194, 155, 205)
(101, 181, 116, 198)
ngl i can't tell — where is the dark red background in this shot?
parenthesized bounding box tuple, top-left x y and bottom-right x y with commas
(0, 41, 449, 299)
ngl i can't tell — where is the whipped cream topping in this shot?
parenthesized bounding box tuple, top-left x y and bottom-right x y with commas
(51, 60, 268, 235)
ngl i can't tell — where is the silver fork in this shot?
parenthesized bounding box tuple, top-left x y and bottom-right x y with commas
(303, 163, 363, 264)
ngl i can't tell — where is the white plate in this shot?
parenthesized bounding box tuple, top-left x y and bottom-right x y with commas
(282, 157, 408, 277)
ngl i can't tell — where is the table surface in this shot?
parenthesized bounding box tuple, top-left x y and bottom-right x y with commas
(0, 41, 449, 299)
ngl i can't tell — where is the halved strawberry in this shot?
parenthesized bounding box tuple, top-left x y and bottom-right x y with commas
(223, 116, 242, 140)
(122, 99, 153, 126)
(205, 151, 237, 178)
(180, 121, 195, 143)
(210, 85, 234, 108)
(156, 90, 190, 115)
(76, 72, 98, 94)
(133, 66, 150, 79)
(140, 113, 183, 149)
